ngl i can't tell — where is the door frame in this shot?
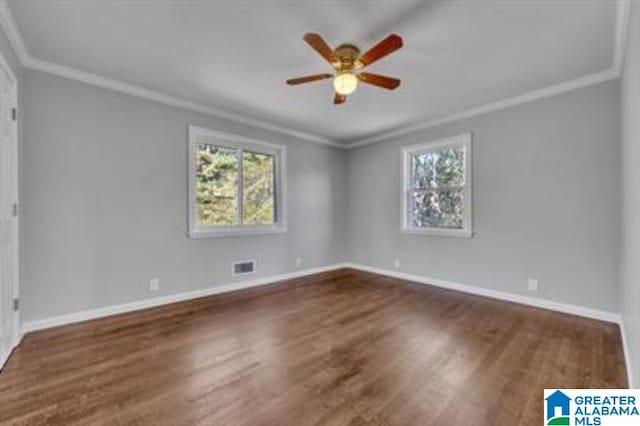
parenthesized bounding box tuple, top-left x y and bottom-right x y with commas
(0, 47, 19, 369)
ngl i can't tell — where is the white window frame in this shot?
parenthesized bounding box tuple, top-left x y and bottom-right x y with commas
(401, 133, 473, 238)
(188, 125, 287, 238)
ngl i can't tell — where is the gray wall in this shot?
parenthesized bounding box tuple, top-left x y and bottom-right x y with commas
(21, 69, 348, 322)
(0, 28, 20, 79)
(8, 6, 634, 384)
(18, 40, 625, 333)
(621, 1, 640, 387)
(347, 80, 621, 313)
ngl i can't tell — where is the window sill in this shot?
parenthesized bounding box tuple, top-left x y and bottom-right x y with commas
(188, 226, 288, 239)
(401, 227, 473, 238)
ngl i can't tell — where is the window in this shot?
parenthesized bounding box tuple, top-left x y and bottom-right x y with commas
(188, 126, 286, 238)
(401, 133, 472, 237)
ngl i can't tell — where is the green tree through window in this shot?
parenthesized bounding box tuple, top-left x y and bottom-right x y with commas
(196, 144, 238, 226)
(242, 151, 275, 225)
(402, 133, 472, 237)
(410, 146, 465, 229)
(195, 144, 276, 227)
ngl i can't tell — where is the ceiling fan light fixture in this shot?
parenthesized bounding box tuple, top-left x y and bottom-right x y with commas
(333, 72, 358, 96)
(288, 33, 403, 104)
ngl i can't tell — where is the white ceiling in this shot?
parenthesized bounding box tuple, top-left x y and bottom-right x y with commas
(7, 0, 618, 145)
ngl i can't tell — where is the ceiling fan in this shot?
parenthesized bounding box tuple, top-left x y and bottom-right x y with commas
(286, 33, 403, 105)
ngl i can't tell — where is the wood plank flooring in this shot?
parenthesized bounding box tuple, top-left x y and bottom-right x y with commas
(0, 268, 627, 425)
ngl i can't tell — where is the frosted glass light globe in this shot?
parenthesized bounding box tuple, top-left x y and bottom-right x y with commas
(333, 73, 358, 95)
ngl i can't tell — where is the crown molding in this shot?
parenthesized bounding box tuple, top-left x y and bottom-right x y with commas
(0, 0, 26, 64)
(0, 1, 343, 149)
(346, 68, 620, 148)
(22, 55, 342, 147)
(0, 0, 629, 150)
(345, 0, 631, 149)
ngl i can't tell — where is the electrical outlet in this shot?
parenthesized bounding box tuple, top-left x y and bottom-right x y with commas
(528, 278, 539, 292)
(394, 259, 401, 269)
(295, 257, 302, 268)
(149, 278, 160, 292)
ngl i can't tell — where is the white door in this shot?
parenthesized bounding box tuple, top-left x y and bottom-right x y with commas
(0, 56, 18, 371)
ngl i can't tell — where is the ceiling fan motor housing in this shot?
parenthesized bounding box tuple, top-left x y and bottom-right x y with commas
(335, 44, 361, 70)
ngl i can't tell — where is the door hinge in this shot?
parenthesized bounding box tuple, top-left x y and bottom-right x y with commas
(11, 107, 16, 121)
(13, 298, 18, 311)
(11, 203, 17, 217)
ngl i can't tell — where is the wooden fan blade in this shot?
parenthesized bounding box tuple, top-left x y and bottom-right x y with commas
(303, 33, 339, 65)
(286, 74, 333, 85)
(334, 93, 347, 105)
(358, 72, 401, 90)
(358, 34, 403, 67)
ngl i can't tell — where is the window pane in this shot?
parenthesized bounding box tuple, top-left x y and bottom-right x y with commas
(242, 150, 275, 226)
(195, 144, 238, 226)
(411, 189, 464, 229)
(411, 146, 465, 189)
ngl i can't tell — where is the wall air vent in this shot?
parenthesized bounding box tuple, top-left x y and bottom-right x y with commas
(232, 260, 256, 276)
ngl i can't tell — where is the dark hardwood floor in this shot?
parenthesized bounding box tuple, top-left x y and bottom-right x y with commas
(0, 268, 627, 425)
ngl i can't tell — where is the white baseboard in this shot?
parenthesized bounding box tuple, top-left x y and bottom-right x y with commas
(0, 331, 23, 371)
(17, 262, 634, 388)
(344, 263, 621, 323)
(0, 348, 8, 371)
(23, 262, 621, 331)
(346, 263, 634, 388)
(22, 263, 348, 333)
(620, 320, 636, 389)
